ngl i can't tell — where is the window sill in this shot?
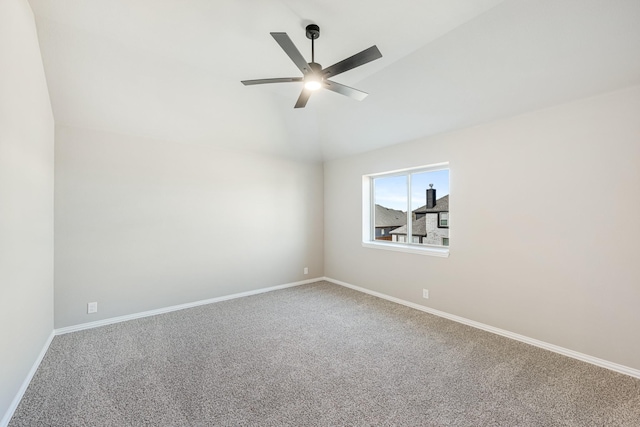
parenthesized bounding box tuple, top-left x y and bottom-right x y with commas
(362, 241, 450, 257)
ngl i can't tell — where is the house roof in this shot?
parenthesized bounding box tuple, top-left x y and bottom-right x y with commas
(392, 195, 448, 236)
(375, 205, 407, 228)
(390, 216, 426, 237)
(414, 194, 449, 214)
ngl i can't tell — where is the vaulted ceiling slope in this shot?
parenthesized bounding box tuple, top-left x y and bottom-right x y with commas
(28, 0, 640, 161)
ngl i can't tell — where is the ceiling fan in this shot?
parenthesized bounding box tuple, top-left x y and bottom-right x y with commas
(241, 24, 382, 109)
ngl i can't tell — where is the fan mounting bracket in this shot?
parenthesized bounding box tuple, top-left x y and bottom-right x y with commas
(306, 24, 320, 40)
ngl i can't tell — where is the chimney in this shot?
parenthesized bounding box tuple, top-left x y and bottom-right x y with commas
(426, 184, 436, 209)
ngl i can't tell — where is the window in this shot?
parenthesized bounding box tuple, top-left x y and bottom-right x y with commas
(439, 212, 449, 228)
(363, 163, 450, 257)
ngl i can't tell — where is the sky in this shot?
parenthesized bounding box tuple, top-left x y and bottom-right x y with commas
(374, 169, 449, 211)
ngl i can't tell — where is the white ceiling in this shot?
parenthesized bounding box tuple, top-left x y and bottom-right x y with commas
(28, 0, 640, 161)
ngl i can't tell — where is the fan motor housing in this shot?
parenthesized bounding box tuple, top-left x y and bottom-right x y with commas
(308, 62, 322, 74)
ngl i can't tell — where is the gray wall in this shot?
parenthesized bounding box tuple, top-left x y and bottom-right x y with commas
(0, 0, 54, 421)
(54, 125, 324, 328)
(324, 85, 640, 370)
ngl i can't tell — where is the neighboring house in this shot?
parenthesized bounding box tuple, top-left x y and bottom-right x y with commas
(391, 185, 449, 246)
(374, 204, 406, 240)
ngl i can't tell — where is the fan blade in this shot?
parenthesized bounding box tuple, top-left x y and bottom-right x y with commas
(294, 89, 312, 109)
(241, 77, 303, 86)
(270, 32, 311, 75)
(322, 45, 382, 78)
(323, 80, 368, 101)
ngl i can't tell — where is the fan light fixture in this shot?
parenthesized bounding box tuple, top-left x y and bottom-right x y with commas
(304, 28, 322, 92)
(304, 62, 323, 91)
(304, 79, 322, 91)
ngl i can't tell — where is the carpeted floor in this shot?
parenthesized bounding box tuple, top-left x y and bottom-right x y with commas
(9, 281, 640, 426)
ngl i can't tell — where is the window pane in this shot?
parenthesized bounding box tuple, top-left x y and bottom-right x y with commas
(411, 170, 449, 246)
(373, 175, 407, 242)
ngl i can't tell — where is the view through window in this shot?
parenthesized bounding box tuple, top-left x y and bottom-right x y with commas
(372, 166, 449, 248)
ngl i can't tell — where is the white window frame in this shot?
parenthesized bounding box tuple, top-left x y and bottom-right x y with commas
(362, 162, 450, 257)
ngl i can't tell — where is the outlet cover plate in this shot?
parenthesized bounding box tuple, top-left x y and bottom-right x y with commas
(423, 289, 429, 299)
(87, 302, 98, 314)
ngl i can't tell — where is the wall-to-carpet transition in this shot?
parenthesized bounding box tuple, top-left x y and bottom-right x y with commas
(9, 282, 640, 426)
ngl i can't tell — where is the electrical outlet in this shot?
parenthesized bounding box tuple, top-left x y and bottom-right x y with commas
(422, 289, 429, 299)
(303, 267, 309, 275)
(87, 302, 98, 314)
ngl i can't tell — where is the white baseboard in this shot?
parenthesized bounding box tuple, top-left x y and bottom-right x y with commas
(1, 331, 55, 427)
(55, 277, 322, 335)
(323, 276, 640, 380)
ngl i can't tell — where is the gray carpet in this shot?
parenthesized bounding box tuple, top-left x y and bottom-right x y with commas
(9, 281, 640, 426)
